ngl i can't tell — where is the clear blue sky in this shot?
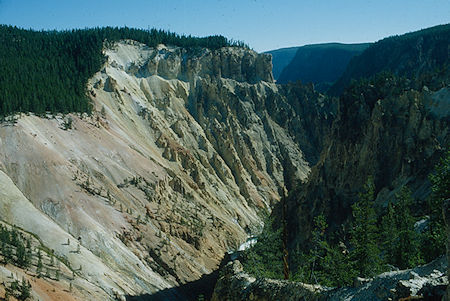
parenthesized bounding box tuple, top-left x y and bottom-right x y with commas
(0, 0, 449, 52)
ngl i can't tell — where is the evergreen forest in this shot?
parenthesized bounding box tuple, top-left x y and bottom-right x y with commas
(0, 25, 246, 118)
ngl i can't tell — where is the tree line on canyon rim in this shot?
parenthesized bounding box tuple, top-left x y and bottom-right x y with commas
(1, 24, 448, 120)
(241, 151, 449, 287)
(0, 25, 247, 118)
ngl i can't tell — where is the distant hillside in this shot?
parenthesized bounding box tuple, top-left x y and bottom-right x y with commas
(277, 43, 370, 92)
(329, 24, 450, 95)
(265, 46, 300, 80)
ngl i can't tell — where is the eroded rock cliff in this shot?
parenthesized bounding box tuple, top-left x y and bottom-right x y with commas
(0, 40, 329, 299)
(286, 76, 449, 249)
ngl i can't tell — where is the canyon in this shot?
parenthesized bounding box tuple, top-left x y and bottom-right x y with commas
(0, 24, 448, 301)
(0, 40, 329, 300)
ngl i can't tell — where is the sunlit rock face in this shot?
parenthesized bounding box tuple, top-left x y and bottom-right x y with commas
(0, 40, 330, 299)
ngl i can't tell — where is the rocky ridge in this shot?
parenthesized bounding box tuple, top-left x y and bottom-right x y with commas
(212, 257, 448, 301)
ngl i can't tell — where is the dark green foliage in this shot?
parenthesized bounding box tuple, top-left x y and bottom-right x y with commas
(2, 242, 13, 263)
(349, 177, 382, 277)
(0, 226, 34, 299)
(7, 280, 19, 297)
(381, 187, 423, 269)
(0, 225, 10, 243)
(15, 240, 27, 267)
(101, 105, 106, 118)
(25, 239, 32, 267)
(393, 188, 422, 268)
(5, 277, 31, 301)
(242, 157, 448, 286)
(320, 244, 355, 287)
(241, 216, 284, 279)
(291, 216, 328, 284)
(380, 202, 396, 264)
(18, 277, 31, 301)
(243, 213, 355, 287)
(305, 215, 329, 284)
(292, 215, 355, 287)
(37, 249, 43, 276)
(0, 25, 247, 118)
(429, 150, 450, 207)
(420, 150, 449, 262)
(330, 24, 450, 95)
(0, 225, 32, 268)
(310, 215, 328, 269)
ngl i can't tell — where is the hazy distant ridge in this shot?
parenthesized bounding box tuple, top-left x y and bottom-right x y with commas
(264, 46, 300, 80)
(277, 42, 370, 92)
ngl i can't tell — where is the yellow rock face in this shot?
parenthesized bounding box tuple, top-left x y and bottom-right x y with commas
(0, 40, 310, 299)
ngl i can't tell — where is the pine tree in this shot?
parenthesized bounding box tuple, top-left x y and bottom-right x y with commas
(394, 187, 422, 269)
(350, 177, 382, 277)
(3, 243, 13, 263)
(1, 240, 7, 262)
(37, 250, 43, 277)
(9, 279, 19, 298)
(10, 228, 19, 247)
(381, 202, 397, 264)
(16, 240, 27, 267)
(101, 106, 106, 118)
(308, 214, 328, 283)
(422, 151, 449, 261)
(241, 216, 283, 279)
(18, 277, 31, 301)
(320, 244, 355, 287)
(25, 239, 32, 267)
(296, 214, 355, 287)
(0, 225, 10, 243)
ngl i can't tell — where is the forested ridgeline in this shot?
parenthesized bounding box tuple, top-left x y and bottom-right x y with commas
(0, 25, 247, 118)
(329, 24, 450, 95)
